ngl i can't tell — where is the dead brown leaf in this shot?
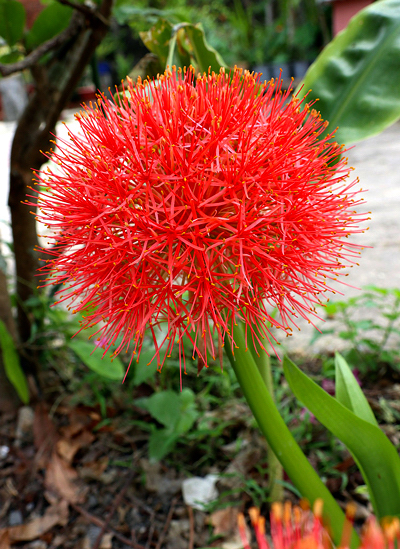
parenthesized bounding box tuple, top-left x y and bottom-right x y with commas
(81, 532, 113, 549)
(220, 445, 263, 491)
(0, 500, 68, 543)
(78, 456, 109, 481)
(33, 404, 59, 467)
(209, 507, 240, 536)
(208, 507, 249, 549)
(56, 430, 95, 464)
(45, 451, 88, 504)
(0, 530, 10, 549)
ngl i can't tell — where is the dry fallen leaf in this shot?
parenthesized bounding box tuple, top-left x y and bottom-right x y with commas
(0, 500, 68, 543)
(56, 430, 95, 464)
(209, 507, 240, 536)
(0, 530, 10, 549)
(78, 456, 109, 481)
(45, 451, 88, 504)
(81, 532, 113, 549)
(209, 507, 250, 549)
(33, 404, 59, 467)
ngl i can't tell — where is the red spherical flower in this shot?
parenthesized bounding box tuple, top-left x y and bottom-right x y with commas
(33, 67, 367, 381)
(238, 502, 400, 549)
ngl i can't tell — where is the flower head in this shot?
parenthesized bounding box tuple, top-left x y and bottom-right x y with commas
(32, 67, 367, 381)
(238, 501, 400, 549)
(238, 501, 330, 549)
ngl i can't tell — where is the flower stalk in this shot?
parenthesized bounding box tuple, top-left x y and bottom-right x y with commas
(248, 324, 283, 503)
(226, 322, 359, 548)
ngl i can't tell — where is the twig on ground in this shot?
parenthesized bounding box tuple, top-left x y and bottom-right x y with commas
(146, 513, 156, 549)
(92, 467, 137, 549)
(155, 497, 178, 549)
(72, 503, 146, 549)
(188, 506, 195, 549)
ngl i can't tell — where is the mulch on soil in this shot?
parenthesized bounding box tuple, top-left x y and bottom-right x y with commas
(1, 367, 399, 549)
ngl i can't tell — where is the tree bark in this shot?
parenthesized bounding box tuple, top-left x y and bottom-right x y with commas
(0, 264, 20, 412)
(8, 0, 113, 374)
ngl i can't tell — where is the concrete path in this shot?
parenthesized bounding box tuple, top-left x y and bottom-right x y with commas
(1, 117, 400, 354)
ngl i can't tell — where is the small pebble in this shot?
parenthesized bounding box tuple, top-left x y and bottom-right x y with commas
(87, 524, 102, 545)
(9, 509, 23, 526)
(29, 541, 47, 549)
(14, 406, 34, 447)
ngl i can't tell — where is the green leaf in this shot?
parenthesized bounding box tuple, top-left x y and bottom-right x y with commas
(140, 19, 226, 73)
(297, 0, 400, 144)
(175, 388, 199, 433)
(148, 428, 179, 461)
(334, 352, 378, 426)
(133, 348, 158, 386)
(0, 50, 23, 64)
(165, 29, 190, 72)
(139, 18, 173, 67)
(25, 2, 73, 51)
(136, 390, 181, 429)
(0, 319, 29, 403)
(0, 0, 26, 46)
(68, 339, 125, 380)
(283, 355, 400, 519)
(137, 388, 199, 461)
(176, 23, 226, 73)
(136, 388, 198, 431)
(228, 325, 358, 548)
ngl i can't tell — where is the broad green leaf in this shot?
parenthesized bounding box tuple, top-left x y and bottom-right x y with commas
(334, 352, 378, 426)
(0, 319, 29, 403)
(141, 389, 199, 460)
(175, 388, 199, 433)
(297, 0, 400, 144)
(0, 0, 26, 46)
(114, 5, 165, 25)
(132, 348, 159, 386)
(180, 23, 226, 73)
(0, 50, 23, 64)
(148, 428, 179, 461)
(25, 2, 73, 51)
(136, 388, 199, 431)
(68, 339, 124, 380)
(136, 390, 181, 429)
(139, 18, 173, 67)
(283, 356, 400, 519)
(165, 29, 191, 72)
(140, 20, 226, 73)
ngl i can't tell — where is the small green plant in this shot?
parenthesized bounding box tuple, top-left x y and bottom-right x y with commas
(135, 388, 200, 460)
(313, 286, 400, 374)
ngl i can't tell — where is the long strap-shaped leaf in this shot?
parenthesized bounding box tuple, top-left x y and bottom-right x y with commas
(284, 355, 400, 519)
(0, 319, 29, 403)
(297, 0, 400, 144)
(226, 324, 359, 548)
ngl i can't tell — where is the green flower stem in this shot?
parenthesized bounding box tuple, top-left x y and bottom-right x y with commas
(248, 333, 283, 502)
(226, 322, 359, 549)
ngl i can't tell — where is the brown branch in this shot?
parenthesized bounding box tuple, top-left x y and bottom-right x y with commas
(0, 19, 81, 77)
(56, 0, 110, 25)
(72, 504, 147, 549)
(9, 0, 113, 367)
(0, 1, 110, 78)
(188, 506, 195, 549)
(92, 467, 137, 549)
(155, 497, 178, 549)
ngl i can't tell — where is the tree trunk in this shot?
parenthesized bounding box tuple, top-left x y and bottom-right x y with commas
(0, 264, 20, 412)
(8, 0, 113, 375)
